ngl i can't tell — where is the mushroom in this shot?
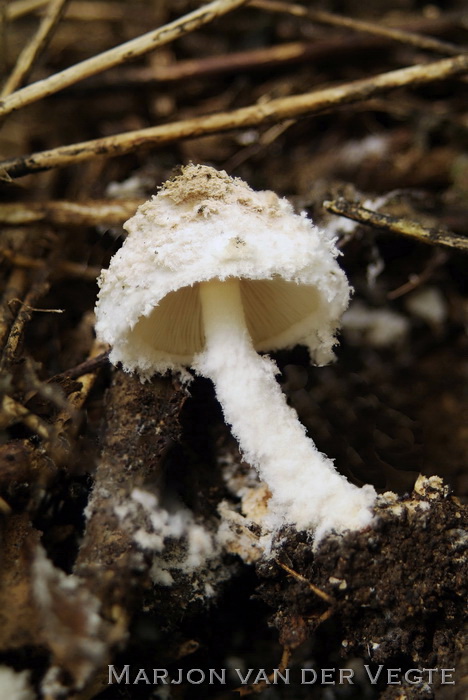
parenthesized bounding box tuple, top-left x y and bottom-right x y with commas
(95, 164, 376, 539)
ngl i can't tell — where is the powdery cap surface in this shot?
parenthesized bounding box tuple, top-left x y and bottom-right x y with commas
(95, 164, 350, 378)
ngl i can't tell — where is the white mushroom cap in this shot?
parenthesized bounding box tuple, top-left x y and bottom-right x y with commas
(95, 164, 350, 379)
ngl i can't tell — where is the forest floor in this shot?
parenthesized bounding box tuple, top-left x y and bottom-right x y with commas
(0, 1, 467, 699)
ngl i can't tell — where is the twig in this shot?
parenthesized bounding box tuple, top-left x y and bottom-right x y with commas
(68, 9, 465, 92)
(387, 250, 448, 300)
(0, 198, 143, 225)
(0, 272, 50, 369)
(55, 1, 129, 22)
(81, 41, 332, 87)
(0, 0, 250, 119)
(0, 267, 28, 350)
(47, 351, 109, 384)
(0, 394, 54, 440)
(253, 0, 466, 56)
(276, 560, 334, 604)
(237, 647, 291, 696)
(224, 119, 295, 170)
(0, 249, 102, 280)
(1, 0, 70, 98)
(53, 339, 108, 440)
(1, 53, 467, 178)
(36, 335, 108, 467)
(0, 0, 7, 77)
(7, 0, 135, 22)
(0, 494, 12, 514)
(5, 0, 49, 20)
(324, 198, 468, 253)
(8, 298, 62, 312)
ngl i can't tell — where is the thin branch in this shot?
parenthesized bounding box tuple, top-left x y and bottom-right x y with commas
(47, 351, 109, 384)
(0, 395, 54, 440)
(53, 339, 108, 440)
(0, 248, 101, 279)
(55, 1, 128, 22)
(237, 647, 291, 696)
(0, 0, 7, 77)
(324, 198, 468, 253)
(5, 0, 49, 20)
(276, 560, 334, 604)
(0, 198, 144, 225)
(253, 0, 466, 57)
(387, 250, 448, 300)
(7, 0, 128, 22)
(0, 0, 250, 119)
(1, 53, 467, 178)
(0, 268, 29, 350)
(0, 272, 50, 369)
(1, 0, 69, 98)
(69, 9, 465, 92)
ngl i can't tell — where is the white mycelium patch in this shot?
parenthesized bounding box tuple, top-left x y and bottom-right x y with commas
(0, 667, 35, 700)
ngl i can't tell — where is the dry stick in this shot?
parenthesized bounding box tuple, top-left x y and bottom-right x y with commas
(5, 0, 49, 20)
(238, 647, 291, 696)
(60, 13, 465, 93)
(41, 0, 134, 23)
(2, 53, 468, 179)
(0, 198, 144, 225)
(253, 0, 465, 56)
(0, 0, 7, 76)
(0, 248, 102, 280)
(53, 339, 108, 440)
(387, 250, 448, 301)
(0, 273, 50, 369)
(324, 198, 468, 253)
(276, 561, 334, 604)
(56, 1, 127, 22)
(0, 0, 250, 118)
(1, 0, 69, 98)
(0, 268, 28, 350)
(7, 0, 126, 22)
(47, 351, 109, 384)
(0, 394, 53, 439)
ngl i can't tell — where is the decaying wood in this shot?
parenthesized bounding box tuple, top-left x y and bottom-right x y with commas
(75, 371, 186, 614)
(65, 371, 186, 689)
(0, 513, 43, 650)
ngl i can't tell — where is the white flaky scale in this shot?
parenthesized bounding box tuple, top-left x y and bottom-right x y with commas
(95, 164, 376, 540)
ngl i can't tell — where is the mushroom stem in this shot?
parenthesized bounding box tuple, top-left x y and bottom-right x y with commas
(195, 278, 376, 538)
